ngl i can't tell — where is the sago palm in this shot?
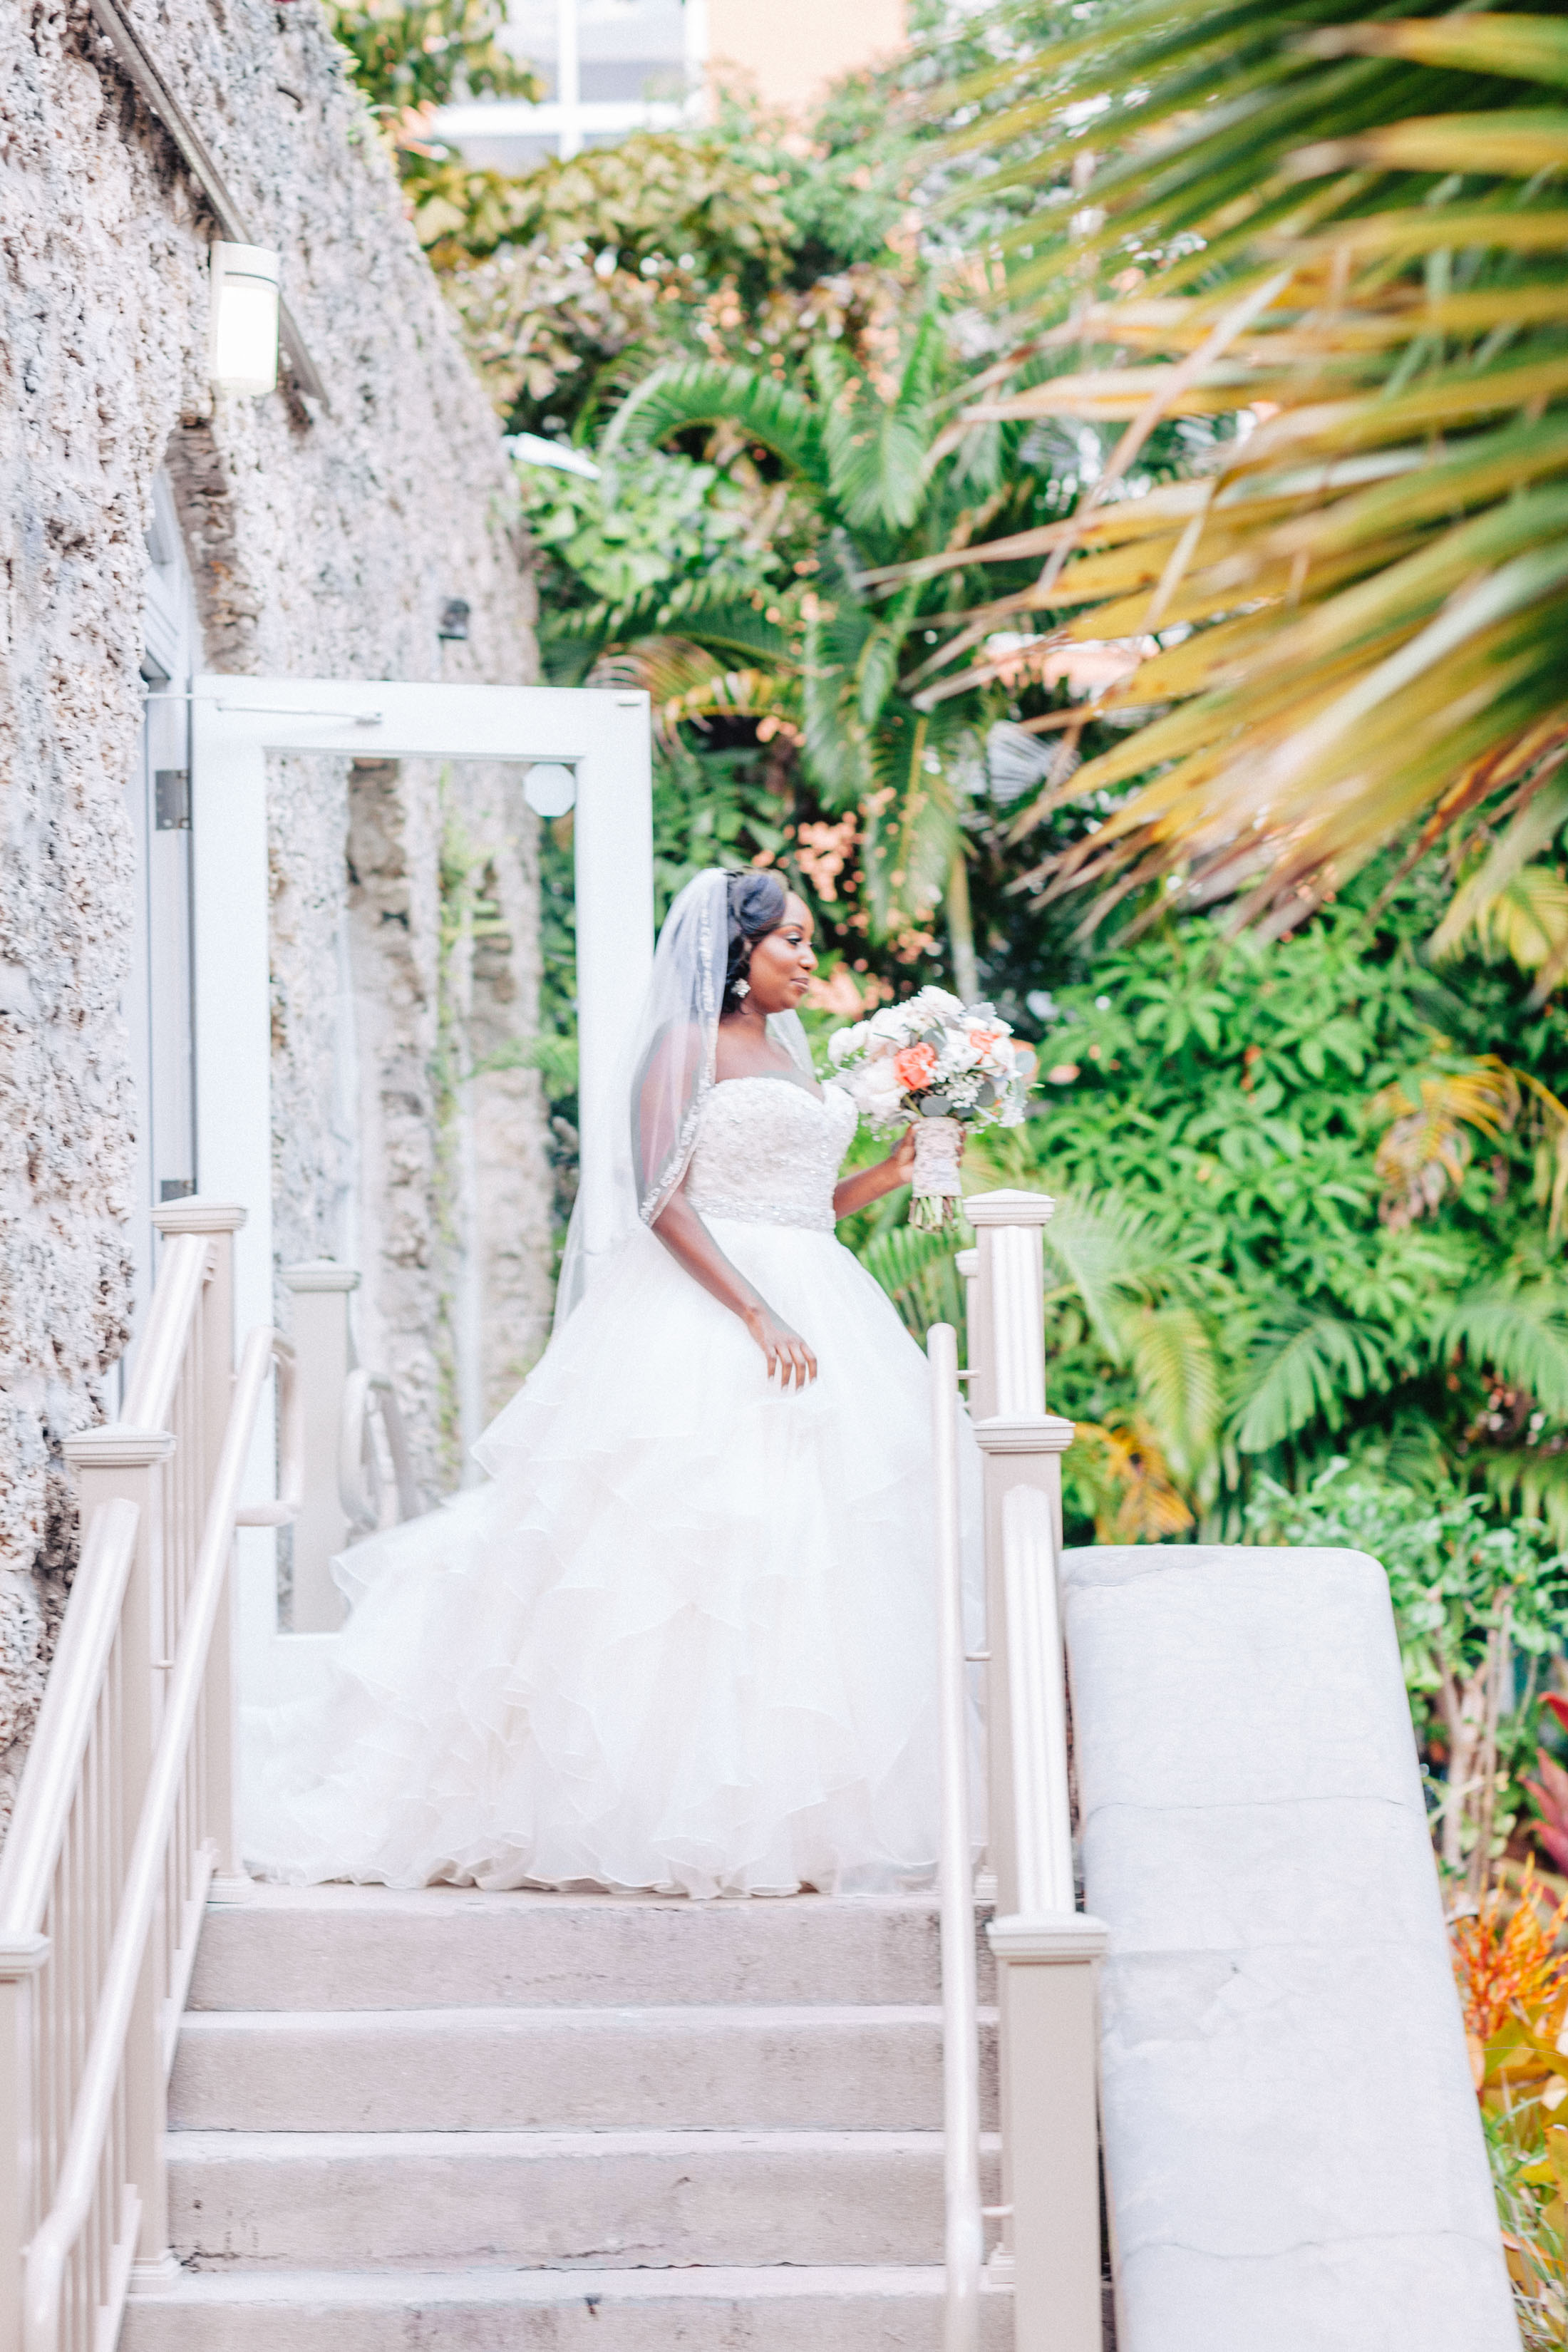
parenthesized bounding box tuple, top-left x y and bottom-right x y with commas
(897, 0, 1568, 964)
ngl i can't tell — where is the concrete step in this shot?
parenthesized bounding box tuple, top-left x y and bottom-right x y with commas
(121, 2264, 1016, 2350)
(170, 2127, 1004, 2270)
(171, 2126, 1006, 2267)
(170, 2004, 998, 2132)
(190, 1884, 995, 2011)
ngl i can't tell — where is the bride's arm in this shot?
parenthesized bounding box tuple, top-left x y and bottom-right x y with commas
(650, 1192, 818, 1389)
(832, 1128, 919, 1219)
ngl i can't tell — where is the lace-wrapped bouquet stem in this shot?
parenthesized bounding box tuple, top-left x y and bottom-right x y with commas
(825, 988, 1034, 1229)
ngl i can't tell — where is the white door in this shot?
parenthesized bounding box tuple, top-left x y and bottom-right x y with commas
(190, 675, 654, 1706)
(121, 475, 200, 1392)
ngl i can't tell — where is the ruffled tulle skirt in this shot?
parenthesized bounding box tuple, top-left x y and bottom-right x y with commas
(242, 1219, 981, 1899)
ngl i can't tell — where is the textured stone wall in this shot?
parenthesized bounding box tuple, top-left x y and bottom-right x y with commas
(0, 0, 553, 1810)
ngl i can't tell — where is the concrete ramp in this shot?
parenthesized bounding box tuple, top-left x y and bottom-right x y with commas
(1062, 1544, 1517, 2352)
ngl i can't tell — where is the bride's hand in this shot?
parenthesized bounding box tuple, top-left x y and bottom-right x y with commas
(886, 1128, 919, 1186)
(887, 1124, 964, 1185)
(746, 1306, 817, 1391)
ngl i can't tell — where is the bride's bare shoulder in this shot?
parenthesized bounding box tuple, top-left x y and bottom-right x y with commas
(639, 1020, 707, 1093)
(713, 1028, 800, 1084)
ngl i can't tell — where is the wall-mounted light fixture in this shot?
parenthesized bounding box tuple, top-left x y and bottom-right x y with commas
(210, 242, 281, 396)
(438, 599, 472, 642)
(523, 763, 577, 818)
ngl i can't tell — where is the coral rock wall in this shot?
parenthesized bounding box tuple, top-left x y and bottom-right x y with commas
(0, 0, 554, 1816)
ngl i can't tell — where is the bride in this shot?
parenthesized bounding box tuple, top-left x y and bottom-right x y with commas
(244, 866, 979, 1899)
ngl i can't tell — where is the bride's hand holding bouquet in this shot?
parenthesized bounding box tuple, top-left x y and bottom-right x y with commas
(826, 988, 1034, 1229)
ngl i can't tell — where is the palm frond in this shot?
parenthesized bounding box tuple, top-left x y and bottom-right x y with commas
(859, 1224, 967, 1339)
(1437, 1286, 1568, 1420)
(1477, 1448, 1568, 1549)
(601, 359, 829, 489)
(1234, 1304, 1391, 1454)
(545, 582, 796, 669)
(1038, 1186, 1152, 1358)
(1371, 1057, 1520, 1227)
(1434, 866, 1568, 982)
(906, 0, 1568, 951)
(587, 639, 795, 744)
(860, 711, 961, 936)
(813, 319, 941, 536)
(1127, 1300, 1222, 1480)
(1068, 1413, 1195, 1542)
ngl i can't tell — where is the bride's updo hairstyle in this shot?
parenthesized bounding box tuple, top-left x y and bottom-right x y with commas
(722, 870, 788, 1014)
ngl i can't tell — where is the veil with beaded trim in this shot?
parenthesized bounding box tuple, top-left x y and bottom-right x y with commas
(554, 868, 813, 1324)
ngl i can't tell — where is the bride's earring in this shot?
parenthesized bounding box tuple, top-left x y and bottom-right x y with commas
(734, 976, 751, 999)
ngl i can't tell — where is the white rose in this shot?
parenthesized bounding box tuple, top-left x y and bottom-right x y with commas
(860, 1066, 904, 1122)
(827, 1021, 867, 1067)
(867, 1006, 910, 1043)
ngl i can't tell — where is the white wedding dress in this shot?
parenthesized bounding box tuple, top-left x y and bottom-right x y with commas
(243, 1073, 981, 1899)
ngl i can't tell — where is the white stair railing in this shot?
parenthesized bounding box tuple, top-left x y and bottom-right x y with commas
(279, 1262, 418, 1631)
(932, 1190, 1108, 2352)
(340, 1371, 419, 1538)
(929, 1321, 984, 2351)
(0, 1201, 301, 2352)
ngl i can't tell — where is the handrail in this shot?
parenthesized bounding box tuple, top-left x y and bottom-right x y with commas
(929, 1323, 984, 2352)
(23, 1325, 289, 2352)
(119, 1229, 208, 1429)
(235, 1332, 304, 1528)
(339, 1367, 420, 1534)
(0, 1502, 142, 1938)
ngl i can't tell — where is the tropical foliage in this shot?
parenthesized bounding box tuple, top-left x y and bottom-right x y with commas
(1248, 1460, 1568, 1889)
(959, 872, 1568, 1531)
(908, 0, 1568, 954)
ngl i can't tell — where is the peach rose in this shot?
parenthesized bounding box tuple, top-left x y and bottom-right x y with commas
(893, 1042, 939, 1091)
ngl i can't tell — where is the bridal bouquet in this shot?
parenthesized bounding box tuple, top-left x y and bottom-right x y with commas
(826, 987, 1033, 1228)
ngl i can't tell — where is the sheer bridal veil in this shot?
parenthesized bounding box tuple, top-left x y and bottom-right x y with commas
(554, 868, 813, 1324)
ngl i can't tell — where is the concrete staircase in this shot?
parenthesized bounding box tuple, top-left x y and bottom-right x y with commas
(121, 1884, 1011, 2349)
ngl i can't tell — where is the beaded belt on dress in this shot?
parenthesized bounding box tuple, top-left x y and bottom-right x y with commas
(686, 1193, 835, 1232)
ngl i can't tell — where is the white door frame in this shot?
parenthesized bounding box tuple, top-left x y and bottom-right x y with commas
(190, 674, 652, 1702)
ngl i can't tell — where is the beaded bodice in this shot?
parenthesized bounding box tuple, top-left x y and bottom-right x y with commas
(684, 1076, 857, 1232)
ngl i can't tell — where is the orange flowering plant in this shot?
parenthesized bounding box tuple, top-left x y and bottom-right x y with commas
(1453, 1867, 1568, 2347)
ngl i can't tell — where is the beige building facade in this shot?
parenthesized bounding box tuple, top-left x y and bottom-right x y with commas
(708, 0, 907, 115)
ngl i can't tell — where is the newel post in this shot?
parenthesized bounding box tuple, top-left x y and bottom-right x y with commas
(966, 1191, 1070, 1916)
(152, 1200, 246, 1883)
(0, 1935, 49, 2352)
(965, 1188, 1107, 2351)
(59, 1427, 177, 2279)
(279, 1262, 359, 1633)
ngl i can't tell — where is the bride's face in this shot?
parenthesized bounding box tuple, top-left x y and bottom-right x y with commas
(747, 893, 817, 1014)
